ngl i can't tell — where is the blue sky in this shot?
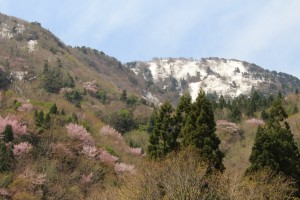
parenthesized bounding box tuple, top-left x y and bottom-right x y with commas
(1, 0, 300, 78)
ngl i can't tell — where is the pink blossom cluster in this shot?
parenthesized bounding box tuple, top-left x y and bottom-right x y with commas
(0, 115, 27, 137)
(0, 188, 9, 197)
(80, 173, 93, 184)
(216, 120, 240, 133)
(59, 87, 73, 94)
(100, 126, 124, 141)
(65, 123, 94, 145)
(128, 147, 142, 156)
(20, 169, 47, 185)
(246, 118, 265, 125)
(98, 149, 119, 164)
(17, 103, 33, 112)
(81, 145, 120, 163)
(81, 145, 98, 158)
(114, 162, 135, 175)
(13, 142, 32, 156)
(83, 81, 98, 94)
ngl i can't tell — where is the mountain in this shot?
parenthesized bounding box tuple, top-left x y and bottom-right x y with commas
(1, 12, 300, 107)
(127, 58, 300, 103)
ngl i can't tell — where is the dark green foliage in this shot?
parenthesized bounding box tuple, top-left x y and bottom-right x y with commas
(181, 90, 224, 171)
(69, 112, 78, 124)
(49, 103, 58, 114)
(0, 69, 11, 89)
(35, 110, 44, 127)
(96, 90, 107, 104)
(120, 90, 127, 101)
(148, 101, 178, 158)
(2, 124, 14, 143)
(41, 61, 75, 93)
(229, 105, 242, 122)
(147, 109, 158, 134)
(0, 142, 14, 172)
(248, 98, 300, 183)
(61, 109, 66, 115)
(63, 73, 75, 88)
(126, 95, 138, 106)
(44, 113, 51, 129)
(109, 109, 135, 133)
(218, 95, 226, 109)
(42, 60, 64, 93)
(261, 109, 269, 121)
(175, 93, 192, 135)
(64, 90, 82, 108)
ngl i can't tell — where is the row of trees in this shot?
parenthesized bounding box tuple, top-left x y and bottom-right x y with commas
(148, 91, 224, 171)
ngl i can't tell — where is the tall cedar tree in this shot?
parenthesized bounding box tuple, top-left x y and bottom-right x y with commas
(175, 93, 192, 136)
(148, 101, 178, 158)
(181, 90, 224, 171)
(2, 124, 14, 143)
(0, 142, 14, 171)
(248, 98, 300, 182)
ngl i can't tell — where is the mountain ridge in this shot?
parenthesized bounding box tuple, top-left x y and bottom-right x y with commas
(126, 57, 300, 103)
(0, 12, 299, 105)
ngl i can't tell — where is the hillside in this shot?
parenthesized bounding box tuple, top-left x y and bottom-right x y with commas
(1, 12, 300, 199)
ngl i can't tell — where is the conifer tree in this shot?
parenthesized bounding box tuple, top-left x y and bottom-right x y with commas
(148, 101, 178, 158)
(2, 124, 14, 143)
(181, 90, 224, 171)
(248, 98, 300, 182)
(0, 142, 14, 171)
(44, 113, 51, 129)
(49, 103, 58, 114)
(175, 93, 192, 136)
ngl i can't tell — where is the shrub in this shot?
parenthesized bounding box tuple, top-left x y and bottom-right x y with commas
(65, 123, 94, 145)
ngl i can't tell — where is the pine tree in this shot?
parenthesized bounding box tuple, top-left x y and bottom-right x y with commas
(0, 142, 14, 171)
(175, 93, 192, 136)
(44, 113, 51, 129)
(148, 101, 178, 158)
(49, 103, 58, 114)
(120, 90, 127, 101)
(181, 90, 224, 171)
(248, 98, 300, 182)
(35, 110, 44, 127)
(2, 124, 14, 143)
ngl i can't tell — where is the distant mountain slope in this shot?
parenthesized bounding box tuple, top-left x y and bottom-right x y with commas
(1, 12, 299, 106)
(0, 12, 144, 98)
(127, 58, 300, 102)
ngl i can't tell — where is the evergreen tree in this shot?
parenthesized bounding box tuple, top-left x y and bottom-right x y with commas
(2, 124, 14, 143)
(148, 101, 178, 158)
(0, 142, 14, 171)
(35, 110, 44, 127)
(175, 93, 192, 136)
(181, 90, 224, 171)
(49, 103, 58, 114)
(261, 109, 269, 121)
(248, 98, 300, 183)
(44, 113, 51, 129)
(218, 95, 226, 109)
(229, 105, 242, 122)
(120, 90, 127, 101)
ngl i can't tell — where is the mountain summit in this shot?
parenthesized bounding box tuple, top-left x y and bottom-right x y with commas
(127, 58, 300, 102)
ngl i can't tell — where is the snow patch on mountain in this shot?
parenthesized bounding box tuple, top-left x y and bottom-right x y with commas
(0, 23, 13, 38)
(129, 58, 269, 101)
(27, 40, 38, 52)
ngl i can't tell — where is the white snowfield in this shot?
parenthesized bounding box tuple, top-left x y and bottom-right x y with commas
(130, 58, 269, 101)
